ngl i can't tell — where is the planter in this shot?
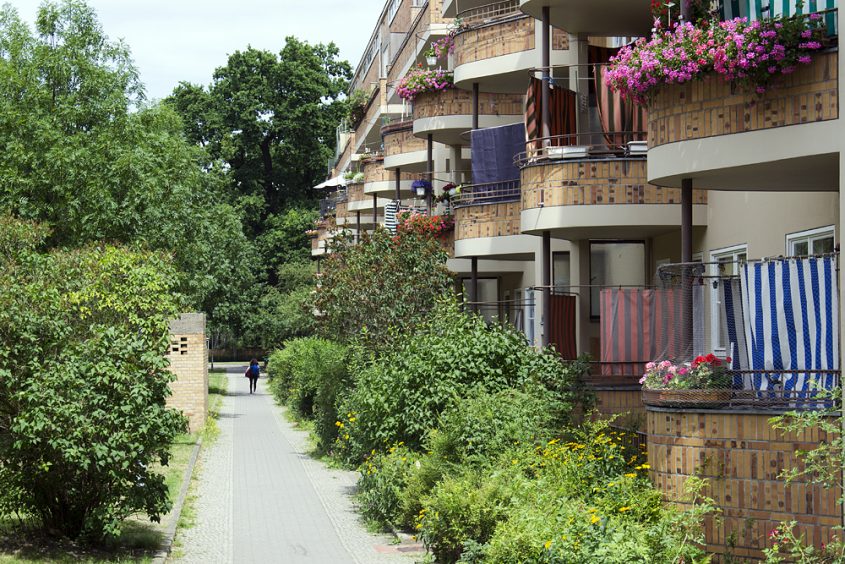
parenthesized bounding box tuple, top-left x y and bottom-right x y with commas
(642, 388, 732, 408)
(426, 56, 438, 67)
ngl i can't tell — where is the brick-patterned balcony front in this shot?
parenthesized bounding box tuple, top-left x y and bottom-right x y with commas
(647, 50, 839, 191)
(382, 120, 429, 172)
(520, 147, 708, 239)
(412, 89, 523, 145)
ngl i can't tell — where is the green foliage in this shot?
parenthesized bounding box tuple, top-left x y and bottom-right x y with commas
(266, 337, 349, 450)
(314, 227, 452, 352)
(0, 218, 187, 539)
(763, 520, 845, 563)
(334, 298, 587, 463)
(357, 444, 421, 529)
(346, 89, 371, 129)
(429, 390, 552, 467)
(168, 39, 351, 214)
(417, 469, 515, 563)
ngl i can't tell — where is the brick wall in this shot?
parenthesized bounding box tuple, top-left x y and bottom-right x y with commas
(412, 89, 523, 120)
(167, 313, 208, 433)
(648, 409, 842, 560)
(648, 51, 838, 148)
(520, 159, 708, 209)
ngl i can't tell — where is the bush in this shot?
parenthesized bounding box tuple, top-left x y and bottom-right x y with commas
(266, 337, 349, 450)
(335, 298, 588, 464)
(417, 469, 518, 563)
(357, 443, 421, 529)
(0, 222, 186, 539)
(429, 389, 553, 467)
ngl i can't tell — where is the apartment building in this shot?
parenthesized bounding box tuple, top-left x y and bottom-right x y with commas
(314, 0, 843, 557)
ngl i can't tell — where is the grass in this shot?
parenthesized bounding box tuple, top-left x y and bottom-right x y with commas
(0, 377, 229, 563)
(170, 371, 229, 558)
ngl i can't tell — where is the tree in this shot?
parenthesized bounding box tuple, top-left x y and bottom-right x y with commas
(314, 226, 454, 351)
(168, 38, 352, 217)
(0, 217, 186, 539)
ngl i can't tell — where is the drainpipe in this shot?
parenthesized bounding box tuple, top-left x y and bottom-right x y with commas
(471, 257, 479, 313)
(356, 210, 361, 243)
(681, 178, 693, 359)
(542, 231, 551, 348)
(373, 194, 378, 226)
(472, 82, 480, 131)
(541, 7, 551, 140)
(395, 166, 401, 201)
(427, 133, 434, 216)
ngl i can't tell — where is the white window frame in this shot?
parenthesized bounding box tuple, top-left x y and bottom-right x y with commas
(709, 244, 748, 356)
(786, 225, 835, 257)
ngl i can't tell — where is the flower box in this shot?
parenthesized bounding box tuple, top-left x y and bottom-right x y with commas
(642, 388, 731, 408)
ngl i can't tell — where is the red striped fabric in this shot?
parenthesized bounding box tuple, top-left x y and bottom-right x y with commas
(549, 294, 577, 360)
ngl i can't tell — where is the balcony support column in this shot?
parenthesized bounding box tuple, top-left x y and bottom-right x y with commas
(541, 6, 551, 139)
(395, 166, 401, 201)
(427, 133, 434, 216)
(356, 211, 361, 243)
(471, 257, 479, 313)
(372, 194, 378, 227)
(472, 82, 480, 131)
(542, 230, 551, 348)
(450, 145, 461, 184)
(681, 178, 693, 359)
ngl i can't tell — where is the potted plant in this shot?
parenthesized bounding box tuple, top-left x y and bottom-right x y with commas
(640, 354, 733, 407)
(425, 43, 438, 67)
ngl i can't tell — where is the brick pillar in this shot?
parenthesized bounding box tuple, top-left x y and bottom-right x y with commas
(166, 313, 208, 432)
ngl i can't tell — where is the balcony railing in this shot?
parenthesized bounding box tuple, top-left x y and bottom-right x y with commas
(516, 132, 647, 167)
(319, 190, 348, 217)
(452, 180, 520, 208)
(457, 0, 522, 29)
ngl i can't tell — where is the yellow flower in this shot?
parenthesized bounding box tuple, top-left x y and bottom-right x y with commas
(348, 417, 356, 423)
(590, 514, 600, 525)
(619, 506, 631, 512)
(624, 473, 637, 478)
(637, 463, 651, 470)
(544, 540, 552, 550)
(512, 459, 518, 465)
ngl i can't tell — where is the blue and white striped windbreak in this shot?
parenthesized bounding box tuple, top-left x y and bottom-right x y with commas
(739, 257, 839, 395)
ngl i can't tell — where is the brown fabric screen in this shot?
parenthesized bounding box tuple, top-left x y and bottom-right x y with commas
(590, 46, 647, 146)
(550, 294, 577, 360)
(524, 78, 578, 151)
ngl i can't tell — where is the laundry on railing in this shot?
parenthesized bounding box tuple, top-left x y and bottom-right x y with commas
(599, 287, 705, 376)
(470, 123, 525, 185)
(549, 294, 577, 360)
(737, 256, 840, 396)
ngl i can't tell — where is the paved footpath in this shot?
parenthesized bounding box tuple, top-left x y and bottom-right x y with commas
(172, 367, 422, 564)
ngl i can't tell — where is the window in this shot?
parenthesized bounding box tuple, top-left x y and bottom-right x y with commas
(710, 245, 747, 355)
(787, 225, 835, 257)
(589, 241, 646, 318)
(387, 0, 402, 23)
(553, 252, 570, 292)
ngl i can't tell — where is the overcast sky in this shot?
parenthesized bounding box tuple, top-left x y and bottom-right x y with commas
(8, 0, 385, 101)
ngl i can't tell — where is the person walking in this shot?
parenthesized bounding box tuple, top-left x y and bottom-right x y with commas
(245, 358, 260, 394)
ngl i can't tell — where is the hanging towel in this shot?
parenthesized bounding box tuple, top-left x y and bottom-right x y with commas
(470, 123, 525, 186)
(740, 257, 840, 396)
(719, 278, 752, 388)
(550, 294, 577, 360)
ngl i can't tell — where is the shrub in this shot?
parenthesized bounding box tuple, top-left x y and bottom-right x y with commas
(429, 389, 552, 467)
(357, 443, 421, 529)
(0, 222, 186, 539)
(417, 469, 519, 563)
(335, 299, 588, 464)
(266, 337, 349, 449)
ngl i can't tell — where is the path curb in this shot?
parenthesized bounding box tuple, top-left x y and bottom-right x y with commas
(152, 435, 203, 564)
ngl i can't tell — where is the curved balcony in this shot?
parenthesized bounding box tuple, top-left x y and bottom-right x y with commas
(519, 133, 708, 239)
(647, 50, 839, 191)
(518, 0, 651, 37)
(382, 120, 429, 172)
(452, 180, 538, 259)
(452, 0, 574, 93)
(412, 89, 523, 145)
(361, 158, 416, 196)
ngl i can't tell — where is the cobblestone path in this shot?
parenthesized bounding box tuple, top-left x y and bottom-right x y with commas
(172, 368, 421, 564)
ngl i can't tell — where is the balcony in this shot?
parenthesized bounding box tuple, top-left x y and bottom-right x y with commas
(647, 50, 839, 191)
(451, 180, 541, 258)
(518, 132, 708, 239)
(518, 0, 652, 37)
(412, 89, 523, 145)
(361, 158, 417, 196)
(452, 0, 574, 92)
(382, 120, 429, 171)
